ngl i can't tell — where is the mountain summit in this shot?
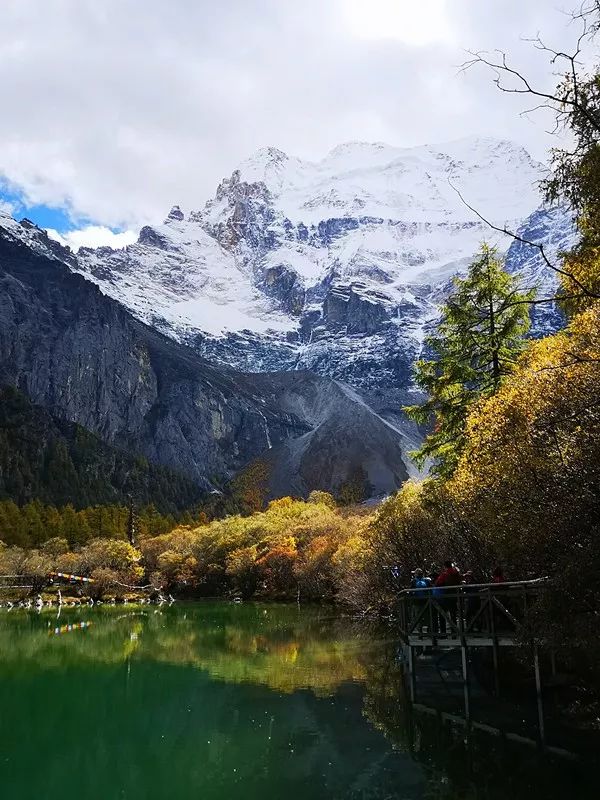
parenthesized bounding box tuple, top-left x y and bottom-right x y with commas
(70, 138, 574, 395)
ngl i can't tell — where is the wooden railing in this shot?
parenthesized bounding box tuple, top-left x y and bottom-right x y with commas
(397, 579, 546, 647)
(399, 579, 551, 742)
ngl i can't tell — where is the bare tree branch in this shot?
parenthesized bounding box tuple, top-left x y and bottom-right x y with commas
(459, 14, 600, 138)
(447, 178, 600, 299)
(572, 1, 600, 34)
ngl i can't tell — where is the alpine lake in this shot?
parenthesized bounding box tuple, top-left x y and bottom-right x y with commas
(0, 602, 595, 800)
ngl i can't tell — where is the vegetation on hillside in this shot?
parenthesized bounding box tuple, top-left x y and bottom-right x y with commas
(0, 386, 206, 513)
(0, 492, 370, 602)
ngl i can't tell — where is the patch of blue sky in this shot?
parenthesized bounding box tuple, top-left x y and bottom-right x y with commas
(0, 181, 128, 236)
(0, 181, 81, 232)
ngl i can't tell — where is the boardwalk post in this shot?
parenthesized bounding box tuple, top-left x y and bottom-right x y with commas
(428, 596, 435, 643)
(533, 644, 546, 747)
(458, 590, 471, 722)
(407, 643, 416, 702)
(461, 643, 471, 721)
(489, 588, 500, 696)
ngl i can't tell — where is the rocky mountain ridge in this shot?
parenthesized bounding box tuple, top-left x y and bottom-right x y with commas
(0, 219, 410, 499)
(0, 137, 578, 502)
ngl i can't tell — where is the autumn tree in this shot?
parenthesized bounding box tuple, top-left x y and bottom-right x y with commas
(307, 490, 337, 509)
(294, 535, 338, 600)
(226, 545, 260, 598)
(406, 244, 533, 477)
(256, 538, 298, 597)
(443, 301, 600, 664)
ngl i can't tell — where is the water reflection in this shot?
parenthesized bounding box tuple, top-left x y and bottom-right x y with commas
(0, 603, 595, 800)
(0, 603, 379, 692)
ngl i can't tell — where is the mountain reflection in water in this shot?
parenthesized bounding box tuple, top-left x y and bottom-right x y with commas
(0, 602, 595, 800)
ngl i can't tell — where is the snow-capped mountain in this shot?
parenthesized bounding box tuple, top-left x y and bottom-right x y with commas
(0, 137, 578, 496)
(69, 137, 576, 390)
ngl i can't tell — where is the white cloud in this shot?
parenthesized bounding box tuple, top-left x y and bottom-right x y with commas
(0, 198, 17, 216)
(0, 0, 587, 229)
(46, 225, 137, 251)
(343, 0, 455, 46)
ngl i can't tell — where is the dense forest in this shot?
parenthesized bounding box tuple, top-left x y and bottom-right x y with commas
(0, 498, 207, 549)
(0, 492, 368, 600)
(0, 386, 206, 513)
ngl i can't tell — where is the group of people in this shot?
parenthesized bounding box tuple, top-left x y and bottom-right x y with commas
(407, 560, 507, 634)
(409, 560, 506, 594)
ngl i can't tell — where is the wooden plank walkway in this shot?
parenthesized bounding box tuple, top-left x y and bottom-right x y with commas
(398, 579, 550, 743)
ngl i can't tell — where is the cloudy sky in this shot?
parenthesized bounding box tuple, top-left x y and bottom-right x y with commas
(0, 0, 592, 247)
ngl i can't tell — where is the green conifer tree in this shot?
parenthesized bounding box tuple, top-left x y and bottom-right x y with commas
(60, 504, 82, 548)
(42, 505, 64, 541)
(405, 243, 534, 477)
(22, 500, 45, 547)
(0, 500, 28, 547)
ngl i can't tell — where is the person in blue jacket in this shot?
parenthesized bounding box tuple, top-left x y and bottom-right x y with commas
(410, 568, 431, 631)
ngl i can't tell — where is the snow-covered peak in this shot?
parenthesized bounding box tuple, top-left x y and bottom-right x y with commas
(245, 145, 289, 165)
(0, 211, 76, 264)
(322, 141, 398, 169)
(230, 136, 543, 226)
(236, 146, 305, 191)
(0, 208, 28, 237)
(415, 136, 540, 180)
(76, 201, 296, 338)
(38, 136, 573, 391)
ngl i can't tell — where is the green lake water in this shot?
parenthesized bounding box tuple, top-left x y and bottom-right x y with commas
(0, 602, 595, 799)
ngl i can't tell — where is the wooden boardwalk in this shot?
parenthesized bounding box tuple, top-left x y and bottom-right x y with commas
(398, 579, 545, 648)
(397, 580, 551, 743)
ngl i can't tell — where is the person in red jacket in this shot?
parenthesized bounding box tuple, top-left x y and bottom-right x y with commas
(435, 561, 461, 589)
(434, 560, 461, 633)
(491, 565, 506, 584)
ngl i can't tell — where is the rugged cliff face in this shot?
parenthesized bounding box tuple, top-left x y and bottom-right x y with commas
(0, 386, 206, 511)
(0, 223, 410, 497)
(232, 372, 411, 498)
